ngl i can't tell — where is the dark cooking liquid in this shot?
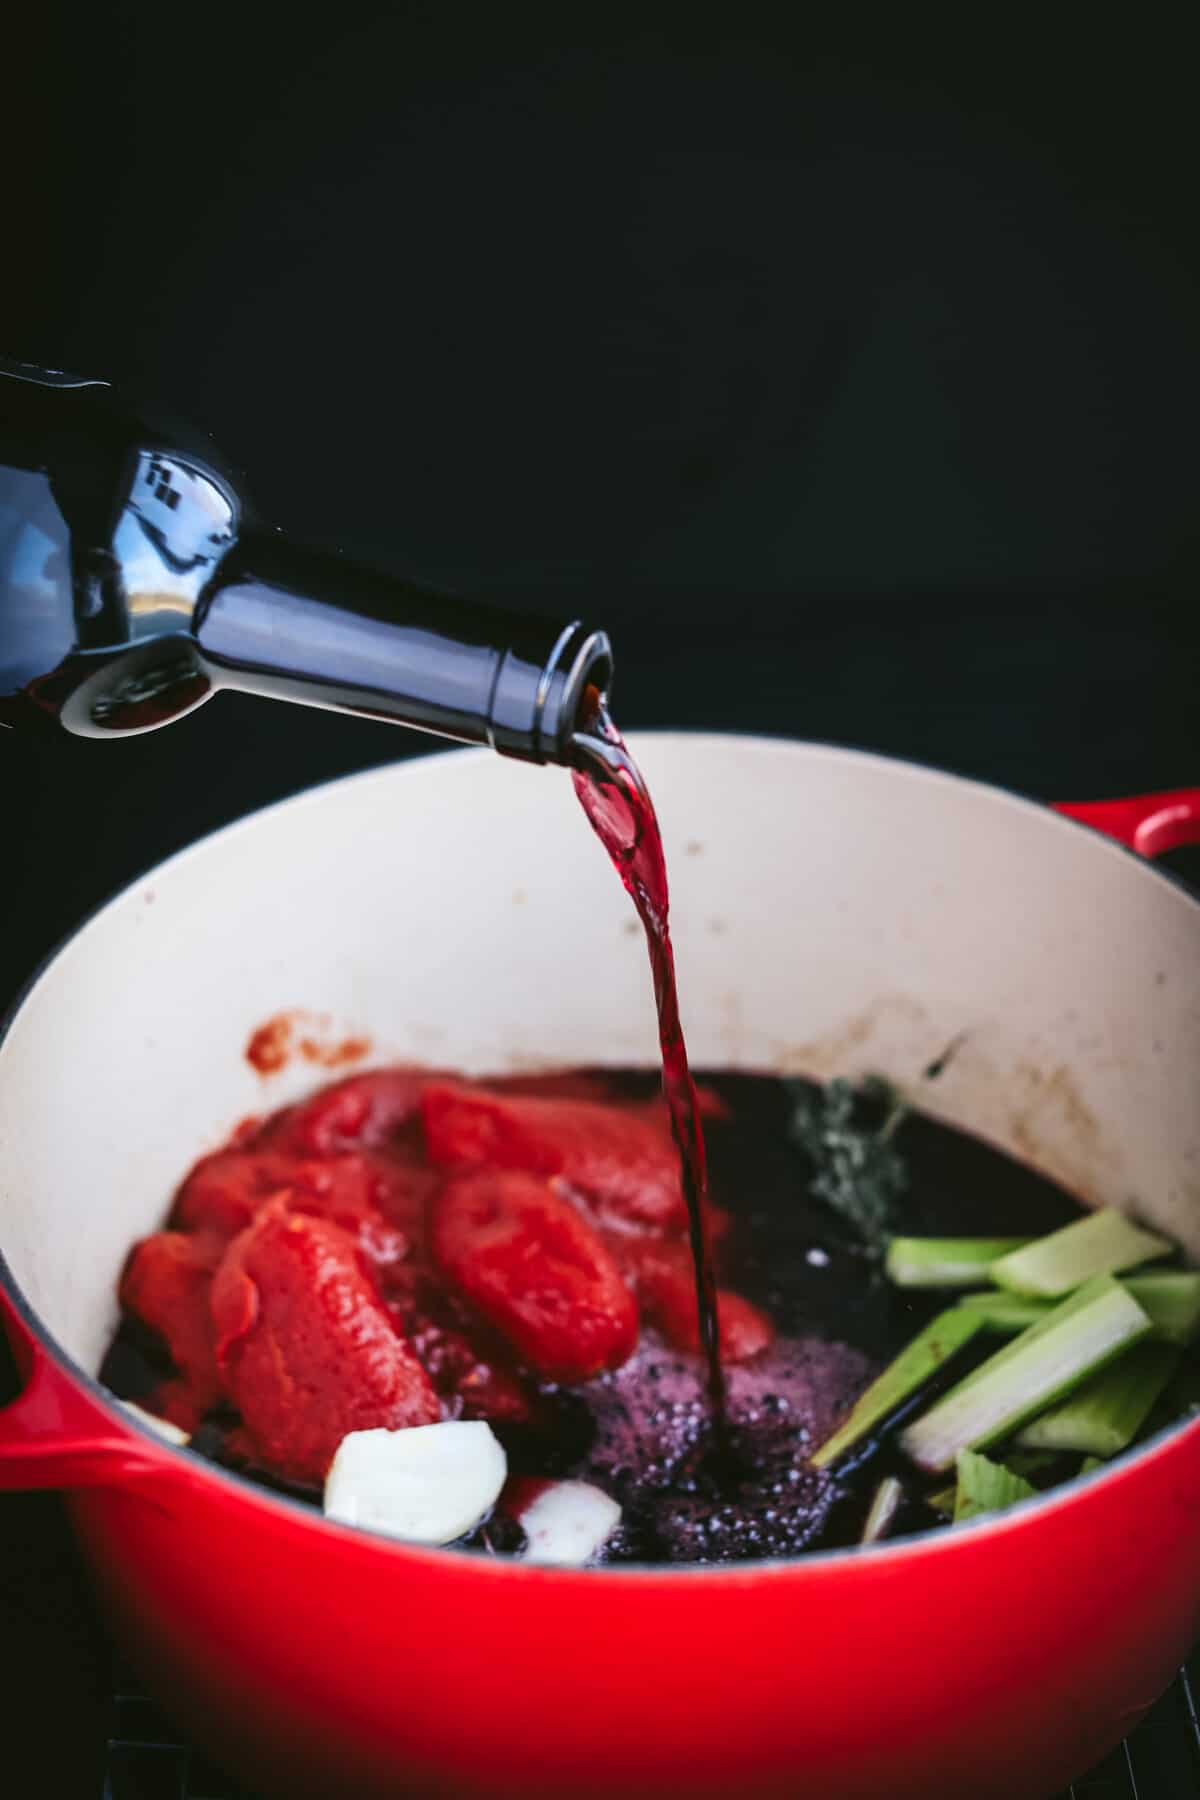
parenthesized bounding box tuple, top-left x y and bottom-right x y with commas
(102, 1068, 1090, 1563)
(557, 1069, 1087, 1562)
(571, 705, 726, 1430)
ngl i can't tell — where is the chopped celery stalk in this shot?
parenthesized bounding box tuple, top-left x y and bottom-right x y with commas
(1124, 1273, 1200, 1346)
(899, 1276, 1152, 1473)
(884, 1236, 1033, 1288)
(955, 1292, 1052, 1333)
(990, 1206, 1172, 1299)
(860, 1475, 905, 1545)
(810, 1309, 986, 1470)
(1080, 1455, 1105, 1475)
(953, 1449, 1037, 1523)
(926, 1483, 957, 1516)
(1015, 1342, 1181, 1456)
(953, 1275, 1116, 1393)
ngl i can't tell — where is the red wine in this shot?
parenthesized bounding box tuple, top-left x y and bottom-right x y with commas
(570, 704, 726, 1428)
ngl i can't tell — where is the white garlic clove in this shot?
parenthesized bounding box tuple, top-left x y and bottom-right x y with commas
(517, 1480, 621, 1566)
(324, 1421, 507, 1546)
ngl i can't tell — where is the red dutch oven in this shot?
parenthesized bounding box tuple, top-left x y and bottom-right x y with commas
(2, 737, 1200, 1799)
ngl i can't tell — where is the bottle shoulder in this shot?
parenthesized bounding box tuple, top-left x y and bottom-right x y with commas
(1, 365, 238, 731)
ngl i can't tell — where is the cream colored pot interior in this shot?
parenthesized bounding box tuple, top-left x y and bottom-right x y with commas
(2, 735, 1198, 1378)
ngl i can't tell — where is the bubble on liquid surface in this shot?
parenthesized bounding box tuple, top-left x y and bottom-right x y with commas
(569, 1333, 875, 1565)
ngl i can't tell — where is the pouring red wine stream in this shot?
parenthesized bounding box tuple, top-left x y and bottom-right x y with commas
(1, 360, 723, 1430)
(571, 700, 726, 1428)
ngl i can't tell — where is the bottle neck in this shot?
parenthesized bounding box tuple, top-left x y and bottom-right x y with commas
(197, 532, 611, 763)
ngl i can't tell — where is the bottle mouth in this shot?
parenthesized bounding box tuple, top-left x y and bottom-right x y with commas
(488, 622, 614, 766)
(538, 624, 613, 764)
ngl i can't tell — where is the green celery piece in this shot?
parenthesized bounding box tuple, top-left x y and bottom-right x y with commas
(810, 1308, 986, 1470)
(952, 1275, 1116, 1393)
(1124, 1273, 1200, 1346)
(990, 1206, 1172, 1299)
(956, 1292, 1052, 1334)
(859, 1475, 905, 1545)
(1079, 1455, 1105, 1476)
(953, 1448, 1038, 1523)
(899, 1276, 1152, 1473)
(1015, 1341, 1181, 1456)
(926, 1483, 957, 1516)
(885, 1236, 1033, 1289)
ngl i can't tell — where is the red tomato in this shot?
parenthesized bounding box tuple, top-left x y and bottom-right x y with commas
(431, 1170, 639, 1382)
(422, 1083, 688, 1233)
(266, 1068, 444, 1156)
(174, 1146, 418, 1270)
(119, 1229, 226, 1414)
(211, 1198, 439, 1484)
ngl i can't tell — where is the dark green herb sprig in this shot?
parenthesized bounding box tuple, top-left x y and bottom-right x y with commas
(788, 1075, 909, 1258)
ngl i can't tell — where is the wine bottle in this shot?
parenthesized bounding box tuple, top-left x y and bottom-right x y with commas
(0, 356, 611, 760)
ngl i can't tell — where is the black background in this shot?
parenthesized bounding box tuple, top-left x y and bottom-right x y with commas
(4, 9, 1200, 1793)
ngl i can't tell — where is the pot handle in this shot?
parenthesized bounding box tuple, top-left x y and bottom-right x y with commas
(0, 1351, 162, 1490)
(1052, 788, 1200, 859)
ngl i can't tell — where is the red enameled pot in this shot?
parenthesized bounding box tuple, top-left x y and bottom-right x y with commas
(3, 738, 1200, 1799)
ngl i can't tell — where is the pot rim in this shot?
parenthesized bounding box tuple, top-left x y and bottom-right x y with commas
(3, 730, 1199, 1584)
